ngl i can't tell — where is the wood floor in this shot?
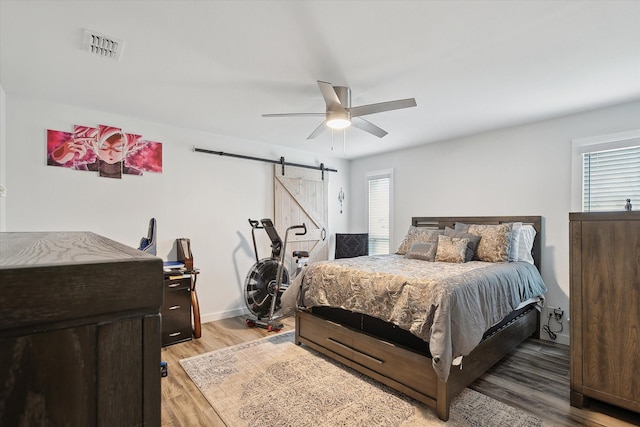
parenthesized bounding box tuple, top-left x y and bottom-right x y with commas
(160, 316, 640, 427)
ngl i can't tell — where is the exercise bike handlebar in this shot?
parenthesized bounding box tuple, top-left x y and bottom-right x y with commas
(288, 223, 307, 236)
(248, 219, 262, 229)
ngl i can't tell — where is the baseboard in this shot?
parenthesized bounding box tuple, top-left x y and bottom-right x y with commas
(538, 326, 570, 345)
(555, 333, 570, 346)
(201, 307, 250, 324)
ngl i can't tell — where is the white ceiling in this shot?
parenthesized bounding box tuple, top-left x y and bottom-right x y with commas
(1, 1, 639, 159)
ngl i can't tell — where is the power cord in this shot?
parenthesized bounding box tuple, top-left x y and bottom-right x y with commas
(542, 310, 564, 340)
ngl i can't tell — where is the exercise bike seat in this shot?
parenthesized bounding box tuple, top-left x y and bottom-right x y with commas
(293, 250, 309, 259)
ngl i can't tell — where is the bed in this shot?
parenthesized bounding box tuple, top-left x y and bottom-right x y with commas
(281, 216, 547, 421)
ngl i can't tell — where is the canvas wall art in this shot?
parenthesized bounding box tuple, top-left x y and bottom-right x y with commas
(47, 124, 163, 179)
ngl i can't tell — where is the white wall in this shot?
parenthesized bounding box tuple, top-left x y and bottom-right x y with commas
(4, 94, 349, 322)
(0, 84, 6, 231)
(349, 100, 640, 344)
(6, 93, 640, 341)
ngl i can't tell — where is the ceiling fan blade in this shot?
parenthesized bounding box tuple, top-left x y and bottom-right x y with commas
(262, 113, 325, 117)
(349, 98, 417, 118)
(317, 81, 344, 110)
(307, 120, 327, 139)
(351, 117, 388, 138)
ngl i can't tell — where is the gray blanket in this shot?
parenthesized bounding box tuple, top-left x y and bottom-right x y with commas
(281, 254, 547, 382)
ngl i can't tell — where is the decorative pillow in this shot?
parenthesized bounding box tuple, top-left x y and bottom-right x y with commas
(454, 222, 471, 233)
(395, 226, 441, 255)
(517, 224, 536, 264)
(467, 223, 513, 263)
(444, 227, 481, 262)
(435, 235, 468, 263)
(508, 222, 523, 262)
(404, 242, 437, 261)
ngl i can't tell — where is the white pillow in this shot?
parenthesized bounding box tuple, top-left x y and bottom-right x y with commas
(517, 225, 536, 264)
(508, 222, 522, 262)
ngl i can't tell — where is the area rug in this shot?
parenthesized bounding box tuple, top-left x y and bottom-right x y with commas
(180, 331, 548, 427)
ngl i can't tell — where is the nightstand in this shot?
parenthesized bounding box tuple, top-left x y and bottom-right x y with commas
(161, 272, 193, 346)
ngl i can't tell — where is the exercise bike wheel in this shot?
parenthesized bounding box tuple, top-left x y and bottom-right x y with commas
(244, 258, 289, 319)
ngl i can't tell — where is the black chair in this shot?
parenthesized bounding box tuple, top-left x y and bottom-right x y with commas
(335, 233, 369, 259)
(138, 218, 157, 255)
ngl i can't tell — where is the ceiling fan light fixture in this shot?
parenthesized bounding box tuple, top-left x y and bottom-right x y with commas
(326, 110, 351, 129)
(263, 80, 416, 140)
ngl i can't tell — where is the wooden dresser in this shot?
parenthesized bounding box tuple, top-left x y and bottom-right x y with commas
(569, 212, 640, 414)
(0, 232, 163, 426)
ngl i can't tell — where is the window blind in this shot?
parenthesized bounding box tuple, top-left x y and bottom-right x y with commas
(368, 175, 390, 255)
(583, 145, 640, 211)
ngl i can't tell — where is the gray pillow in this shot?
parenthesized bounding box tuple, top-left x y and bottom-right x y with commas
(444, 227, 481, 262)
(404, 242, 437, 261)
(454, 222, 471, 232)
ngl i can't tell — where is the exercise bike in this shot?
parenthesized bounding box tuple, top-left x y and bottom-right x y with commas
(244, 218, 308, 332)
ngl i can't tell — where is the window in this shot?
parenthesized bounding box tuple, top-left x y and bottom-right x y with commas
(583, 145, 640, 211)
(572, 130, 640, 212)
(367, 170, 392, 255)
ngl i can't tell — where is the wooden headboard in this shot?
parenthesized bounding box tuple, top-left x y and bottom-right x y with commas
(411, 216, 542, 271)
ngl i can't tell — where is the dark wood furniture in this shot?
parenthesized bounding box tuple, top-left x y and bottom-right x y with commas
(296, 215, 542, 421)
(569, 211, 640, 414)
(162, 272, 193, 346)
(0, 231, 163, 427)
(161, 268, 201, 346)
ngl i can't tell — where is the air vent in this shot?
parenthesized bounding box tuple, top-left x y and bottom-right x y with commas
(83, 29, 124, 60)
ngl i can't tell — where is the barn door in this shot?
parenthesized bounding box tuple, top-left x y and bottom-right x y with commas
(274, 165, 328, 273)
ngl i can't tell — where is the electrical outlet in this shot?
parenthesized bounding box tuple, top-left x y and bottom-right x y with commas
(553, 307, 564, 320)
(543, 306, 569, 345)
(546, 306, 564, 321)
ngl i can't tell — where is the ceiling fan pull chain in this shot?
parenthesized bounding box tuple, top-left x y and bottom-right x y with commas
(331, 128, 334, 151)
(343, 129, 346, 156)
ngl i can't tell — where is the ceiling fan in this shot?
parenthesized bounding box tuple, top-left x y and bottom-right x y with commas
(262, 80, 417, 139)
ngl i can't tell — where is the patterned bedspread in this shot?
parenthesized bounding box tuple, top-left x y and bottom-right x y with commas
(281, 254, 547, 382)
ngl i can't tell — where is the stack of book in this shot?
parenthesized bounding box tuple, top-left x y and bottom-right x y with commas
(163, 261, 187, 277)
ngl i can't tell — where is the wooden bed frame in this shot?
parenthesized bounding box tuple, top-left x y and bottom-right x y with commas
(295, 215, 542, 421)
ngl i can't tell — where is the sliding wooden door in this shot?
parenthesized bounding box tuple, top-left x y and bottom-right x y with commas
(274, 165, 328, 273)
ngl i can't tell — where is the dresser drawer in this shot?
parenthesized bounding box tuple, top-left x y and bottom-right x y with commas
(298, 310, 354, 360)
(164, 276, 191, 291)
(162, 312, 192, 346)
(298, 310, 433, 396)
(161, 288, 190, 317)
(352, 328, 434, 395)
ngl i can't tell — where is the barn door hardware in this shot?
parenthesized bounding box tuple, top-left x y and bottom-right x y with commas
(194, 147, 337, 179)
